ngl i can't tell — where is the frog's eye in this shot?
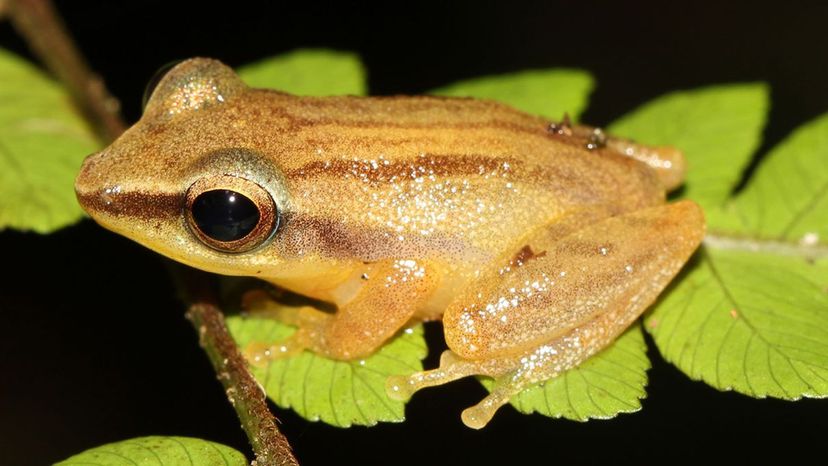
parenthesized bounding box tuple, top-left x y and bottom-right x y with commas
(141, 60, 183, 111)
(185, 175, 278, 253)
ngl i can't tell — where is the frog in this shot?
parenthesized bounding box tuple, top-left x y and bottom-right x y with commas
(74, 58, 705, 429)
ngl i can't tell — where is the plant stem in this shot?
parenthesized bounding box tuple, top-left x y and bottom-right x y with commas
(704, 232, 828, 261)
(8, 1, 299, 463)
(7, 0, 126, 142)
(180, 269, 299, 466)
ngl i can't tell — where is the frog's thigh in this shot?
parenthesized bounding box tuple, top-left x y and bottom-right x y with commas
(248, 259, 439, 361)
(388, 200, 704, 428)
(445, 199, 704, 361)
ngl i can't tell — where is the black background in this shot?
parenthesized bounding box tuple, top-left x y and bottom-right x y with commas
(1, 1, 827, 465)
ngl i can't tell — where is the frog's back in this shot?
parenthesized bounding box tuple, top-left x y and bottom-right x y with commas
(240, 91, 665, 263)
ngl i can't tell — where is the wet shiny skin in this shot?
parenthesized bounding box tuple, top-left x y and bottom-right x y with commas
(75, 58, 705, 428)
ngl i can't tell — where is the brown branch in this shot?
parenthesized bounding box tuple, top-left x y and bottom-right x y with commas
(7, 0, 126, 142)
(8, 1, 299, 464)
(180, 269, 299, 466)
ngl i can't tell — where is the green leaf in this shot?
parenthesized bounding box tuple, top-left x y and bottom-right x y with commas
(0, 48, 100, 233)
(54, 436, 246, 465)
(648, 250, 828, 398)
(647, 113, 828, 399)
(227, 312, 427, 427)
(609, 84, 768, 210)
(712, 113, 828, 240)
(484, 326, 650, 421)
(431, 69, 594, 121)
(238, 48, 367, 96)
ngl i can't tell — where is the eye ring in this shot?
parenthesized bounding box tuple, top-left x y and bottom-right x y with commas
(185, 175, 278, 253)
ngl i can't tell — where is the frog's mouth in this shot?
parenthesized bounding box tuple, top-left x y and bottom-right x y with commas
(74, 178, 210, 270)
(74, 182, 187, 264)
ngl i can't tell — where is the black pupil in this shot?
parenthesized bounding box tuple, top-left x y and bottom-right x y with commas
(191, 190, 260, 242)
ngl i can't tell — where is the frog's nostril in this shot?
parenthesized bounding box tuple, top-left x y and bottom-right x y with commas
(99, 185, 123, 206)
(77, 184, 122, 211)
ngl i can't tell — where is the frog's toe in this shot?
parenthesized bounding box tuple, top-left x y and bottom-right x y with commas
(242, 333, 310, 366)
(461, 402, 498, 430)
(385, 374, 417, 401)
(385, 350, 488, 401)
(385, 349, 531, 428)
(461, 380, 521, 429)
(385, 368, 456, 401)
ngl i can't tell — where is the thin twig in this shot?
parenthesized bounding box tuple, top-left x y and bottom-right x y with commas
(8, 1, 298, 463)
(180, 269, 299, 466)
(7, 0, 126, 142)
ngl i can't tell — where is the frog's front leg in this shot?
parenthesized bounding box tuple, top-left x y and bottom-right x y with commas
(245, 259, 440, 361)
(388, 200, 705, 428)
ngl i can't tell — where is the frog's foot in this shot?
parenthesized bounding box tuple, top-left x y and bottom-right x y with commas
(387, 329, 608, 429)
(241, 289, 335, 364)
(390, 201, 706, 428)
(460, 380, 523, 429)
(387, 350, 523, 429)
(243, 330, 316, 366)
(387, 350, 479, 399)
(241, 306, 329, 366)
(248, 259, 436, 361)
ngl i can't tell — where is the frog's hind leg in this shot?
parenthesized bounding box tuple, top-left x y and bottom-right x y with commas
(388, 200, 705, 428)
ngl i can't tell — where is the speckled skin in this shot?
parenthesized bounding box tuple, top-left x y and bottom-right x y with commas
(75, 59, 705, 428)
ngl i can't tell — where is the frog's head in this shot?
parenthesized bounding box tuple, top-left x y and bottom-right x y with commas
(75, 58, 305, 279)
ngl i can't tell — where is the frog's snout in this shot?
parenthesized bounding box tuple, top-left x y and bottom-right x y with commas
(75, 182, 124, 217)
(76, 152, 99, 207)
(75, 150, 134, 222)
(75, 150, 184, 226)
(75, 151, 113, 217)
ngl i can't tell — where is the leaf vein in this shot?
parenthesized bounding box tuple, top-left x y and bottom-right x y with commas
(352, 369, 398, 421)
(778, 177, 828, 239)
(349, 370, 370, 425)
(169, 437, 195, 466)
(329, 362, 342, 426)
(743, 333, 757, 396)
(563, 374, 580, 420)
(120, 441, 163, 465)
(301, 355, 316, 418)
(765, 342, 788, 397)
(715, 318, 738, 389)
(580, 367, 644, 392)
(579, 370, 609, 417)
(774, 346, 817, 395)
